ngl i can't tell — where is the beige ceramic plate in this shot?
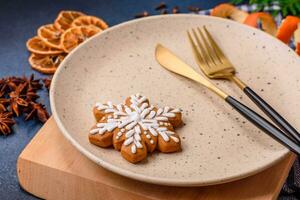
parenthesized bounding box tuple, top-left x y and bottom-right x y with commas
(50, 14, 300, 186)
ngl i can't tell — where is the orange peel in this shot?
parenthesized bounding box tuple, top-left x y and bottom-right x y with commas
(276, 16, 300, 44)
(294, 23, 300, 55)
(211, 3, 248, 23)
(244, 12, 277, 36)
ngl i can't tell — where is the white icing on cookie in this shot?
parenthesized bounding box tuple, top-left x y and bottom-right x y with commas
(90, 94, 181, 154)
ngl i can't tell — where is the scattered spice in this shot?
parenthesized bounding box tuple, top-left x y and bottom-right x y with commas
(155, 2, 167, 10)
(25, 102, 49, 123)
(134, 11, 149, 18)
(22, 87, 40, 102)
(160, 9, 168, 14)
(0, 112, 15, 135)
(134, 3, 192, 18)
(0, 77, 19, 95)
(43, 77, 52, 91)
(187, 6, 201, 13)
(9, 83, 29, 116)
(23, 74, 43, 91)
(0, 97, 9, 112)
(172, 6, 180, 14)
(0, 74, 50, 136)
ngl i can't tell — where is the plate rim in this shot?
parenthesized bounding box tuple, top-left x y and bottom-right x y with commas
(50, 14, 292, 186)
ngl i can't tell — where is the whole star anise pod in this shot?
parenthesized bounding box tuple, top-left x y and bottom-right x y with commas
(0, 111, 15, 135)
(25, 102, 49, 123)
(0, 98, 10, 112)
(9, 83, 29, 116)
(21, 87, 39, 102)
(22, 74, 42, 92)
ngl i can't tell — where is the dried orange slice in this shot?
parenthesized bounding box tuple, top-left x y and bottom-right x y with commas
(211, 3, 248, 23)
(60, 26, 101, 53)
(71, 15, 108, 30)
(244, 12, 277, 36)
(29, 53, 66, 74)
(54, 10, 85, 31)
(26, 36, 63, 55)
(37, 24, 63, 49)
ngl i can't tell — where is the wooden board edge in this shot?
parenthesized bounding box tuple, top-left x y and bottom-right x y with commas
(17, 158, 45, 199)
(17, 156, 157, 200)
(17, 151, 296, 200)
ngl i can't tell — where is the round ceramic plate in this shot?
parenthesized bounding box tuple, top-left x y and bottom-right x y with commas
(50, 14, 300, 186)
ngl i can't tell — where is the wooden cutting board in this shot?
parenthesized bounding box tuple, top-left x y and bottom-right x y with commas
(17, 117, 295, 200)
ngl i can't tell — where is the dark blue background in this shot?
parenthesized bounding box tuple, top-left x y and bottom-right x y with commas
(3, 0, 286, 199)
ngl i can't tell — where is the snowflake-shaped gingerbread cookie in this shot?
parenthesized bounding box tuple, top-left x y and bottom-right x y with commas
(89, 94, 183, 163)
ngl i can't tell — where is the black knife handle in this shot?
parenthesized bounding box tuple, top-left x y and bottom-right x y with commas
(244, 86, 300, 143)
(226, 96, 300, 155)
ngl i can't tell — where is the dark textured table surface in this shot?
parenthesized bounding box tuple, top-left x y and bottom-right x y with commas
(1, 0, 295, 199)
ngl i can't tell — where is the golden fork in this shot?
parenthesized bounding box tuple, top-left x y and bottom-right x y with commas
(187, 26, 300, 144)
(155, 44, 300, 155)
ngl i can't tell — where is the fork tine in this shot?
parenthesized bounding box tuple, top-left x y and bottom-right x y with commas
(202, 26, 228, 63)
(187, 30, 207, 67)
(197, 27, 220, 65)
(191, 28, 213, 67)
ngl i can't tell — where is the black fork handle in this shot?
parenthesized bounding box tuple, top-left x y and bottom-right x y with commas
(244, 86, 300, 144)
(226, 96, 300, 155)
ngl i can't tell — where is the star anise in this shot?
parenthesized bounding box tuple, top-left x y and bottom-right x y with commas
(9, 83, 29, 116)
(0, 77, 19, 94)
(0, 98, 10, 112)
(42, 77, 52, 91)
(0, 74, 51, 136)
(25, 102, 49, 123)
(0, 111, 15, 135)
(22, 74, 42, 92)
(22, 87, 39, 102)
